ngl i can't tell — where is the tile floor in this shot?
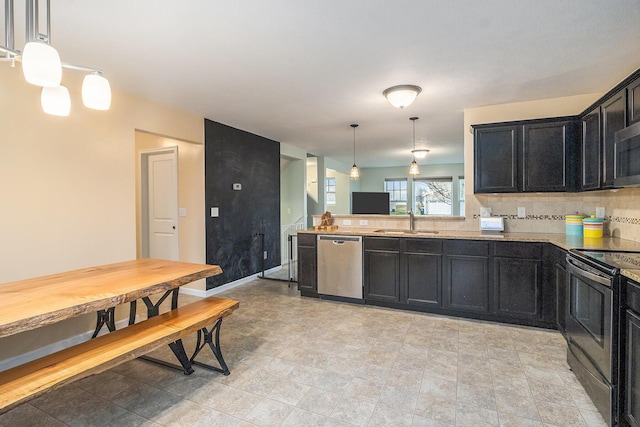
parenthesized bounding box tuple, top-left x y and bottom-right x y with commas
(0, 278, 607, 427)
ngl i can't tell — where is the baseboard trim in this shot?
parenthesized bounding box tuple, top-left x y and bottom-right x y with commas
(180, 267, 281, 298)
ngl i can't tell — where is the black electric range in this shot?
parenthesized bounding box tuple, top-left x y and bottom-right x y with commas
(569, 249, 640, 276)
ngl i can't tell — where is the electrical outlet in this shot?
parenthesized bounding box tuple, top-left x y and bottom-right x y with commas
(343, 219, 352, 225)
(517, 207, 526, 218)
(263, 251, 268, 260)
(480, 207, 492, 218)
(596, 207, 605, 219)
(359, 219, 368, 225)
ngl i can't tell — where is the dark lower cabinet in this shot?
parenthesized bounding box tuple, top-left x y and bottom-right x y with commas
(364, 237, 401, 303)
(625, 309, 640, 427)
(405, 252, 442, 308)
(364, 237, 441, 306)
(623, 279, 640, 427)
(493, 257, 541, 320)
(444, 240, 490, 313)
(403, 239, 443, 308)
(297, 234, 317, 294)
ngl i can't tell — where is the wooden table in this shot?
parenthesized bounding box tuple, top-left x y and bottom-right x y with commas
(0, 258, 222, 339)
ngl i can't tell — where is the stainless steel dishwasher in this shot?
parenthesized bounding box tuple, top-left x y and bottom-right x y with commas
(317, 235, 363, 299)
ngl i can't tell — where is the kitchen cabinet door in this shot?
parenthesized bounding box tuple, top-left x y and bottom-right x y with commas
(444, 240, 490, 313)
(474, 125, 519, 193)
(581, 107, 601, 190)
(522, 120, 576, 192)
(364, 237, 401, 303)
(297, 235, 317, 294)
(601, 90, 626, 188)
(625, 309, 640, 427)
(628, 76, 640, 126)
(493, 257, 542, 320)
(404, 252, 442, 308)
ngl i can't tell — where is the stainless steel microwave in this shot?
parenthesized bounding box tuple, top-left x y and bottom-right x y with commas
(614, 121, 640, 187)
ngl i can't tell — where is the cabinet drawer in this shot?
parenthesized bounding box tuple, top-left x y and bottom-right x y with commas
(364, 237, 400, 252)
(445, 240, 489, 256)
(627, 279, 640, 314)
(297, 233, 317, 247)
(405, 239, 443, 254)
(494, 242, 542, 259)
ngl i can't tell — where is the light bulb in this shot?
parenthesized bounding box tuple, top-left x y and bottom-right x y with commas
(41, 86, 71, 116)
(82, 73, 112, 110)
(22, 42, 62, 87)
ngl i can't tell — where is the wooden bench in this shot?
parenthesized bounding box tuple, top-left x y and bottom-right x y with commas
(0, 296, 239, 415)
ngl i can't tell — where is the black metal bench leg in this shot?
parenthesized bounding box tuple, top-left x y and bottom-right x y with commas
(92, 307, 116, 338)
(190, 318, 230, 375)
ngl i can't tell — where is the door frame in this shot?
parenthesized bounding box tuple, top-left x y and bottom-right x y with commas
(139, 146, 179, 258)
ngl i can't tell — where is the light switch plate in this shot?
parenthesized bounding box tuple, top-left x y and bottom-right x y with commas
(343, 219, 352, 225)
(596, 207, 605, 219)
(359, 219, 368, 225)
(480, 207, 492, 218)
(210, 207, 219, 217)
(179, 208, 187, 217)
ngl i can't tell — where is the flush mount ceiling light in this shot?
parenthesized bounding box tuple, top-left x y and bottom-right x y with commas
(350, 124, 360, 180)
(0, 0, 112, 116)
(412, 149, 430, 159)
(383, 84, 422, 109)
(409, 117, 420, 177)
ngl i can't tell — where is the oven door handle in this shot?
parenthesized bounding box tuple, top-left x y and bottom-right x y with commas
(566, 258, 612, 287)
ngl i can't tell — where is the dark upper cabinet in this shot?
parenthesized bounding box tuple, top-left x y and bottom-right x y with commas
(581, 107, 601, 190)
(363, 237, 401, 303)
(628, 76, 640, 126)
(602, 91, 627, 188)
(474, 125, 519, 193)
(474, 119, 577, 193)
(522, 120, 576, 192)
(297, 234, 317, 294)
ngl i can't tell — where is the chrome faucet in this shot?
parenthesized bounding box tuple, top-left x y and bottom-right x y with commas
(408, 209, 414, 231)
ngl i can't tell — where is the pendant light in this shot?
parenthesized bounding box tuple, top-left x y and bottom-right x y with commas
(0, 0, 112, 116)
(409, 117, 420, 177)
(350, 124, 360, 180)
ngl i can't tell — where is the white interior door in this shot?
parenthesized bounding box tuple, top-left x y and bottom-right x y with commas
(145, 150, 179, 260)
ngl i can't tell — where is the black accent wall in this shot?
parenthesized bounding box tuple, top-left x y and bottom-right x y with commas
(204, 119, 280, 289)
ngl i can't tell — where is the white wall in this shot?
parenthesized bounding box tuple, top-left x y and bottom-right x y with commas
(0, 64, 203, 360)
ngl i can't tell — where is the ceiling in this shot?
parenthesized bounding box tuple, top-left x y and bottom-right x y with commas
(28, 1, 640, 167)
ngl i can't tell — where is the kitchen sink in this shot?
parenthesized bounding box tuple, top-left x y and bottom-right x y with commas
(373, 229, 438, 235)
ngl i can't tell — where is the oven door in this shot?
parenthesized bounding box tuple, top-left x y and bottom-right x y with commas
(566, 256, 613, 383)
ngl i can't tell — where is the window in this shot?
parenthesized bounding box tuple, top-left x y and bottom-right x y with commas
(459, 177, 465, 216)
(413, 177, 453, 216)
(325, 177, 336, 206)
(384, 179, 407, 215)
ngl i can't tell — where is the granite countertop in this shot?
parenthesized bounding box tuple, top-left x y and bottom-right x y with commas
(298, 228, 640, 280)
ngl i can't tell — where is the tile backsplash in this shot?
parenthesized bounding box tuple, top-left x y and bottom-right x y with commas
(472, 187, 640, 242)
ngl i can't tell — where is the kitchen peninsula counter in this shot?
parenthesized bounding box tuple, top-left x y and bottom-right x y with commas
(298, 228, 640, 281)
(299, 228, 640, 250)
